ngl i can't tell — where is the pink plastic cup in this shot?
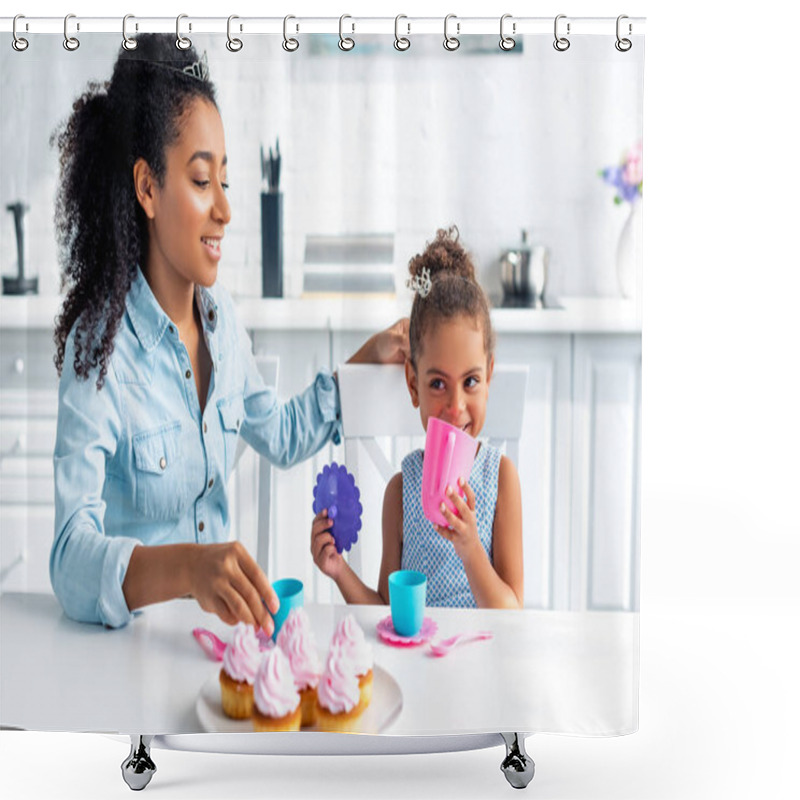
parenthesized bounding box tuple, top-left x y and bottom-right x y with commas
(421, 417, 478, 527)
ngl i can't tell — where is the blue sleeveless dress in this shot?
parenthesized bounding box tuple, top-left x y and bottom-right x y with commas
(400, 442, 502, 608)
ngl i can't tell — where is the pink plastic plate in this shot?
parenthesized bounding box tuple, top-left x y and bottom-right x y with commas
(376, 615, 438, 647)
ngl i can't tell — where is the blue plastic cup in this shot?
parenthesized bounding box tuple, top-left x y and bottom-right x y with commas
(388, 570, 427, 637)
(270, 578, 304, 640)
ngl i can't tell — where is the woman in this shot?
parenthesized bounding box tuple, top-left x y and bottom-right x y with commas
(51, 34, 407, 631)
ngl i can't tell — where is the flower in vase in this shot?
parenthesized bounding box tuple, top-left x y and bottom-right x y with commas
(599, 141, 643, 204)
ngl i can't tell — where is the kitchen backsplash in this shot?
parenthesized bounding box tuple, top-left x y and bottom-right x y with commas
(1, 34, 642, 302)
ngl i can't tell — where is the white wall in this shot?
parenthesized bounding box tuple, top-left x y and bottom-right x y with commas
(1, 33, 643, 302)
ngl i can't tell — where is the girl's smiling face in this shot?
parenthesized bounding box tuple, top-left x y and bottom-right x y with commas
(136, 97, 231, 289)
(405, 315, 494, 437)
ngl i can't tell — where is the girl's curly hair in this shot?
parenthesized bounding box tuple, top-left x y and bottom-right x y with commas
(52, 34, 217, 388)
(407, 226, 495, 368)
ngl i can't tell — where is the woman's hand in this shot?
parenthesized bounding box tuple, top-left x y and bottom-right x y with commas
(433, 478, 483, 563)
(187, 541, 279, 633)
(346, 318, 410, 365)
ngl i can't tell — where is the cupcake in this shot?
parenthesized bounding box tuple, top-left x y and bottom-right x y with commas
(219, 622, 261, 719)
(252, 647, 302, 732)
(276, 608, 322, 727)
(315, 643, 364, 732)
(331, 614, 374, 709)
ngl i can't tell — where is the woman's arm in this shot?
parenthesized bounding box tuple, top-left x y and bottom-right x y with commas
(51, 335, 139, 627)
(435, 456, 524, 609)
(240, 316, 410, 467)
(122, 541, 279, 632)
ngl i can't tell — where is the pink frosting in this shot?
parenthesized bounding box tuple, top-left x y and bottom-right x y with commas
(221, 622, 261, 685)
(253, 647, 300, 718)
(317, 644, 361, 714)
(277, 609, 322, 690)
(276, 607, 311, 643)
(331, 614, 373, 676)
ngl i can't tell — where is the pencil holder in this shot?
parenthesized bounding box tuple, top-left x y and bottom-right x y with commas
(261, 191, 283, 297)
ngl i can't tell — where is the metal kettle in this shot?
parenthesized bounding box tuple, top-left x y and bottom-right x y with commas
(499, 229, 548, 308)
(3, 201, 38, 295)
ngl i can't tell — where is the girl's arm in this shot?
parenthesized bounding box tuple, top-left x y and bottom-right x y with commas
(436, 455, 524, 609)
(310, 472, 403, 605)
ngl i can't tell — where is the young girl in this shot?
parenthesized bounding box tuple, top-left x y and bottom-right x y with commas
(312, 227, 523, 609)
(50, 34, 408, 631)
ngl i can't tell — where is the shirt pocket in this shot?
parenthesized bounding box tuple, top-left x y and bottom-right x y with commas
(217, 392, 244, 478)
(132, 420, 190, 522)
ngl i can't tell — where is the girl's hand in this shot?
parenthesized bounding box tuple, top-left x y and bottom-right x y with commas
(433, 478, 482, 563)
(188, 541, 279, 634)
(311, 509, 345, 579)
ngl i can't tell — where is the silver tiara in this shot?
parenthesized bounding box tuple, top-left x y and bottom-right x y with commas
(151, 51, 209, 82)
(406, 266, 432, 298)
(180, 51, 209, 82)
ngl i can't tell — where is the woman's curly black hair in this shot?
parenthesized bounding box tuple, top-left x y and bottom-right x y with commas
(407, 226, 495, 369)
(52, 34, 217, 388)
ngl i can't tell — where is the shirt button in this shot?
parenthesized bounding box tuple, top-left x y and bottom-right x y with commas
(168, 325, 175, 334)
(208, 478, 214, 489)
(203, 421, 208, 434)
(198, 522, 205, 532)
(159, 456, 167, 470)
(185, 369, 192, 379)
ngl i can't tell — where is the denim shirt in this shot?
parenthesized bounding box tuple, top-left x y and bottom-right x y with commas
(51, 268, 341, 628)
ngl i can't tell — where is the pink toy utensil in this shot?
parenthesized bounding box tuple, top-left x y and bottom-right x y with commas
(428, 630, 493, 658)
(192, 628, 227, 661)
(192, 627, 275, 661)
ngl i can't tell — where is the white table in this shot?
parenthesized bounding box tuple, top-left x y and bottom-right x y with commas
(0, 593, 638, 738)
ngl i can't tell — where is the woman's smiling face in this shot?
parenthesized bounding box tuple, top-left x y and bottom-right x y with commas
(405, 315, 494, 437)
(139, 97, 231, 289)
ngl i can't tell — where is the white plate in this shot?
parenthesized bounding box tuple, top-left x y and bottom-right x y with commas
(196, 666, 402, 734)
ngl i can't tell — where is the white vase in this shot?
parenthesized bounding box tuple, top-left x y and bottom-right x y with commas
(616, 197, 642, 299)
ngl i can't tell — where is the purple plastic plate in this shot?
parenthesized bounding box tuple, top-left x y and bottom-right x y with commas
(312, 462, 363, 554)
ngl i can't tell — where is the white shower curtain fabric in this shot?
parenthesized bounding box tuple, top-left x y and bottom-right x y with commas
(0, 28, 643, 737)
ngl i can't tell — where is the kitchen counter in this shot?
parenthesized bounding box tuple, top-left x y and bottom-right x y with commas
(0, 295, 641, 334)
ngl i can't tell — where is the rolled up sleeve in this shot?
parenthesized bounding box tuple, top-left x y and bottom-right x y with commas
(51, 336, 141, 628)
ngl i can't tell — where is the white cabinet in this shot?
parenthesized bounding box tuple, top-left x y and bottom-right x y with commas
(0, 330, 59, 594)
(494, 335, 572, 610)
(571, 335, 642, 611)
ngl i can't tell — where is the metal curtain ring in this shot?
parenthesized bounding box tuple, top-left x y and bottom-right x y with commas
(226, 15, 243, 52)
(176, 14, 191, 50)
(122, 14, 138, 51)
(553, 14, 570, 52)
(339, 14, 355, 51)
(12, 14, 29, 52)
(282, 15, 299, 52)
(615, 15, 632, 52)
(444, 14, 460, 51)
(500, 13, 516, 51)
(394, 14, 410, 51)
(63, 14, 80, 51)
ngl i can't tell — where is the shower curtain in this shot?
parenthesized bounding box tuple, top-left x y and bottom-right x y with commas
(0, 17, 643, 744)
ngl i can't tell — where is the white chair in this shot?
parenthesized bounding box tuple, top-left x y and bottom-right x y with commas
(336, 363, 528, 581)
(232, 353, 279, 574)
